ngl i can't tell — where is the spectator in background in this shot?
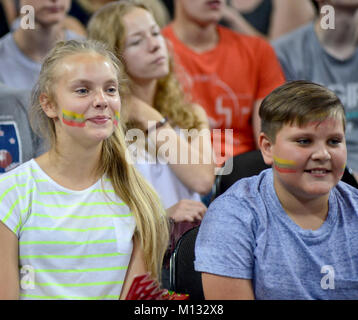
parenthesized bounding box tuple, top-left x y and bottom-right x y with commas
(273, 0, 358, 182)
(0, 0, 83, 90)
(221, 0, 316, 41)
(162, 0, 285, 165)
(0, 83, 44, 173)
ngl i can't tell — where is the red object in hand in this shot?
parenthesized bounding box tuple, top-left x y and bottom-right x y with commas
(125, 273, 166, 300)
(125, 273, 190, 300)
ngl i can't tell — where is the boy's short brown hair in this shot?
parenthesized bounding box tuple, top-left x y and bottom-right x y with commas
(259, 80, 346, 142)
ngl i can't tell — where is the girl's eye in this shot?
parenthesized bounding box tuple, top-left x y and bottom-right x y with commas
(107, 87, 118, 94)
(75, 88, 88, 95)
(129, 39, 141, 46)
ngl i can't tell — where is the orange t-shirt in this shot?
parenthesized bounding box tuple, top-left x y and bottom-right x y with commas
(162, 25, 285, 164)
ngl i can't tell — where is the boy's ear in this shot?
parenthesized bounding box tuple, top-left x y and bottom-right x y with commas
(259, 132, 274, 166)
(39, 93, 58, 119)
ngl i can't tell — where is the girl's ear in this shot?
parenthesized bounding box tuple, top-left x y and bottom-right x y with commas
(259, 132, 274, 166)
(39, 93, 58, 119)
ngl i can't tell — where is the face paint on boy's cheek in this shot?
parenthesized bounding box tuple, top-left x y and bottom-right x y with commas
(62, 109, 86, 127)
(113, 111, 120, 127)
(273, 156, 297, 173)
(340, 164, 346, 177)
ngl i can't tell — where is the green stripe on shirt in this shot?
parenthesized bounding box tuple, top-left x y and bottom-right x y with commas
(19, 239, 117, 245)
(20, 226, 115, 232)
(22, 280, 124, 287)
(19, 293, 120, 300)
(23, 266, 128, 273)
(19, 252, 127, 259)
(31, 212, 133, 219)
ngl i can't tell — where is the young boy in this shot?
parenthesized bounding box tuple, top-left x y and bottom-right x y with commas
(195, 81, 358, 300)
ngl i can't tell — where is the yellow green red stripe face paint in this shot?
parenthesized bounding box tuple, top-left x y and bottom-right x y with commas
(113, 111, 120, 127)
(273, 156, 297, 173)
(62, 109, 85, 127)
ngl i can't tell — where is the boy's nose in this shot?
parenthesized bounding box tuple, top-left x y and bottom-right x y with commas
(311, 145, 331, 161)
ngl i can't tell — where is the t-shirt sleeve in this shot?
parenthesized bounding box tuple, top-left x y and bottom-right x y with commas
(0, 174, 23, 237)
(194, 193, 256, 279)
(255, 38, 286, 100)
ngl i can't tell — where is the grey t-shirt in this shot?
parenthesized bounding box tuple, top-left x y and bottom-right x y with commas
(0, 84, 44, 173)
(195, 169, 358, 299)
(273, 23, 358, 172)
(0, 30, 82, 91)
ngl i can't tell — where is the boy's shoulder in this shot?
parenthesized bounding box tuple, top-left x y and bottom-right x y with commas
(334, 180, 358, 202)
(210, 168, 273, 218)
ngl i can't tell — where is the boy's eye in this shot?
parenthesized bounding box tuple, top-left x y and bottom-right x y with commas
(328, 138, 342, 145)
(296, 139, 311, 145)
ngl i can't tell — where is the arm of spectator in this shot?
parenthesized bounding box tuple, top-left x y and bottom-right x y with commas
(119, 235, 147, 300)
(0, 222, 19, 299)
(222, 0, 316, 41)
(221, 3, 265, 38)
(126, 96, 215, 195)
(269, 0, 316, 41)
(202, 273, 255, 300)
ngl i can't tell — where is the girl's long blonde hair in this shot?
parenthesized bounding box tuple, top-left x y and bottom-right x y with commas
(29, 39, 169, 280)
(87, 0, 202, 131)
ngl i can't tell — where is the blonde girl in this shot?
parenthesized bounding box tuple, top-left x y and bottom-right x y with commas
(0, 39, 168, 300)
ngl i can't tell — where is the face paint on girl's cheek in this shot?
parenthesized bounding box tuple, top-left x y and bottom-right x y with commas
(62, 109, 86, 127)
(113, 111, 120, 127)
(273, 156, 297, 173)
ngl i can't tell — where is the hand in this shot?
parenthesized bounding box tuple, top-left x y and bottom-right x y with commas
(167, 199, 207, 223)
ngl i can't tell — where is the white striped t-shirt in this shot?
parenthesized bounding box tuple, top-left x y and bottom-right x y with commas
(0, 159, 136, 300)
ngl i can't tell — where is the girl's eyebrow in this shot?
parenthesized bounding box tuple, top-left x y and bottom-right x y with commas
(127, 24, 159, 37)
(68, 79, 118, 86)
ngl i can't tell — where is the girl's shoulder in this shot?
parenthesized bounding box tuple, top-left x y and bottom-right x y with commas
(0, 159, 39, 185)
